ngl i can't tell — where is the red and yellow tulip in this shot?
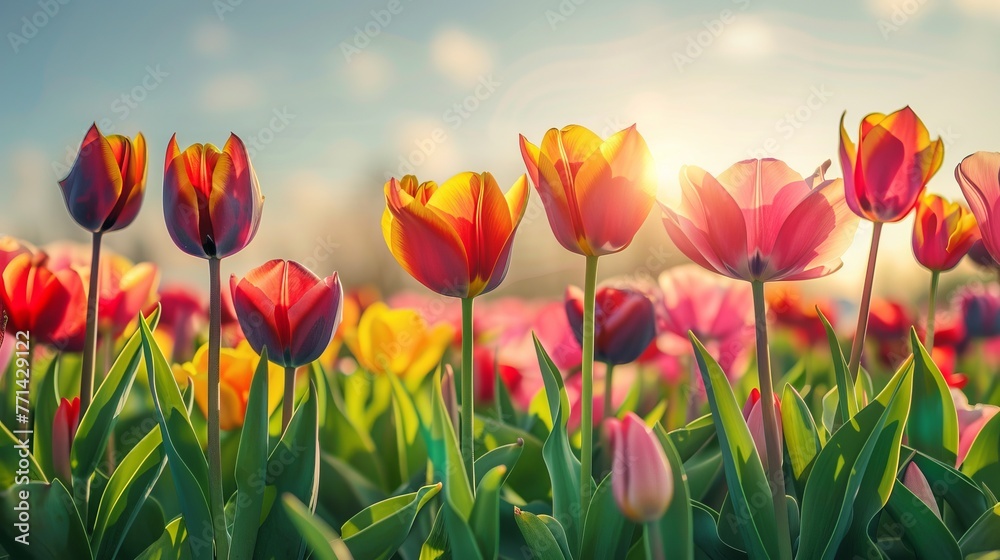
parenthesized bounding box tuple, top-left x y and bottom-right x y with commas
(912, 193, 979, 272)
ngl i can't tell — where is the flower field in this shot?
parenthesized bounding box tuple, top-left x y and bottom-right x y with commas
(3, 97, 1000, 560)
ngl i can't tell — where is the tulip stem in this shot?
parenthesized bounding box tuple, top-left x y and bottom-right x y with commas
(581, 255, 599, 529)
(848, 222, 883, 381)
(926, 270, 940, 350)
(282, 366, 295, 430)
(460, 296, 475, 489)
(207, 258, 230, 559)
(603, 363, 615, 422)
(644, 522, 665, 560)
(79, 231, 103, 417)
(101, 330, 117, 472)
(751, 280, 792, 560)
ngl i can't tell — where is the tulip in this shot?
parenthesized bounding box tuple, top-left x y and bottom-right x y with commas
(839, 107, 944, 395)
(742, 388, 783, 470)
(967, 239, 1000, 273)
(473, 347, 523, 405)
(565, 284, 655, 421)
(767, 286, 837, 348)
(0, 252, 86, 352)
(660, 158, 854, 558)
(319, 293, 362, 373)
(174, 341, 284, 431)
(902, 463, 940, 519)
(52, 397, 80, 484)
(163, 133, 263, 559)
(382, 171, 528, 484)
(952, 388, 1000, 466)
(955, 284, 1000, 339)
(231, 259, 343, 428)
(157, 284, 208, 363)
(98, 254, 160, 338)
(344, 302, 454, 380)
(520, 123, 657, 512)
(957, 152, 1000, 264)
(608, 412, 673, 551)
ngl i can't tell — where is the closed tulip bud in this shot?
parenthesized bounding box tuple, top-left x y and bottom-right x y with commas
(163, 133, 264, 259)
(912, 194, 979, 272)
(742, 388, 782, 470)
(231, 260, 343, 368)
(565, 285, 656, 366)
(59, 124, 147, 233)
(902, 463, 940, 518)
(839, 106, 944, 223)
(608, 413, 673, 522)
(52, 397, 81, 483)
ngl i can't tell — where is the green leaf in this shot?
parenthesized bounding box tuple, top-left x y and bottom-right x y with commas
(691, 501, 748, 560)
(668, 414, 717, 462)
(909, 329, 959, 465)
(781, 384, 821, 488)
(230, 347, 271, 560)
(317, 452, 387, 528)
(283, 494, 353, 560)
(905, 446, 990, 532)
(0, 421, 45, 487)
(470, 466, 509, 559)
(474, 416, 549, 503)
(960, 503, 1000, 556)
(533, 334, 588, 556)
(514, 509, 568, 560)
(796, 358, 913, 560)
(91, 425, 166, 559)
(315, 363, 384, 489)
(819, 309, 856, 425)
(386, 367, 429, 485)
(73, 306, 161, 481)
(656, 425, 694, 560)
(135, 516, 192, 560)
(884, 477, 962, 559)
(690, 334, 778, 559)
(253, 380, 320, 560)
(0, 480, 91, 559)
(341, 483, 441, 560)
(581, 473, 636, 560)
(139, 314, 213, 560)
(961, 410, 1000, 500)
(31, 358, 59, 479)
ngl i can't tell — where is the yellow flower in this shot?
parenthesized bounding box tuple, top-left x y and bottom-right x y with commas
(173, 340, 284, 430)
(344, 302, 454, 380)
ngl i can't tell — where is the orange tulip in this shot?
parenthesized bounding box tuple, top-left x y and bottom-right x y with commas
(519, 125, 656, 256)
(912, 194, 979, 272)
(98, 253, 160, 337)
(839, 106, 944, 223)
(382, 172, 529, 298)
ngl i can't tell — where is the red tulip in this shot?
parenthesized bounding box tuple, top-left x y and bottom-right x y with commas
(742, 388, 782, 470)
(97, 254, 159, 337)
(0, 252, 86, 351)
(912, 193, 979, 272)
(519, 125, 656, 256)
(231, 259, 343, 368)
(957, 152, 1000, 263)
(661, 159, 859, 282)
(473, 347, 523, 404)
(59, 124, 147, 232)
(608, 412, 673, 522)
(157, 284, 208, 363)
(839, 106, 944, 223)
(52, 397, 81, 483)
(163, 133, 264, 259)
(565, 285, 656, 366)
(382, 172, 529, 298)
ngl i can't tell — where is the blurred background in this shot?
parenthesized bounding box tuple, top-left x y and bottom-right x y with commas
(2, 0, 999, 301)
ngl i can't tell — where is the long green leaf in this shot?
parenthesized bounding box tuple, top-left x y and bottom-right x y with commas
(781, 384, 821, 490)
(885, 478, 962, 559)
(31, 358, 59, 479)
(341, 483, 441, 560)
(0, 479, 91, 559)
(283, 494, 354, 560)
(230, 347, 271, 560)
(906, 446, 989, 531)
(909, 330, 959, 465)
(0, 420, 45, 487)
(656, 425, 694, 560)
(581, 473, 635, 560)
(315, 363, 384, 488)
(515, 509, 567, 560)
(960, 503, 1000, 555)
(819, 309, 856, 425)
(135, 516, 191, 560)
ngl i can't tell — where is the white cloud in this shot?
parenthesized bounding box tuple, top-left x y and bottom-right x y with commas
(429, 28, 494, 88)
(199, 73, 265, 112)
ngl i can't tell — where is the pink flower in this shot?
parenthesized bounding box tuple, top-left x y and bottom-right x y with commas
(661, 159, 859, 282)
(903, 463, 940, 519)
(742, 388, 782, 470)
(956, 152, 1000, 262)
(952, 388, 1000, 466)
(607, 412, 673, 522)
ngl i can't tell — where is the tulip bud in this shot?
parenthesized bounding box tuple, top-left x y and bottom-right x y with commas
(742, 388, 782, 470)
(565, 285, 656, 366)
(902, 463, 940, 519)
(59, 124, 147, 233)
(52, 397, 81, 483)
(608, 413, 673, 523)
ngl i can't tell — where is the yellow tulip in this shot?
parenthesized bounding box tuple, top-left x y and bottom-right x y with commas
(344, 302, 454, 380)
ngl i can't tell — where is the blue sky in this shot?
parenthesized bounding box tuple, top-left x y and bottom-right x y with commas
(2, 0, 999, 297)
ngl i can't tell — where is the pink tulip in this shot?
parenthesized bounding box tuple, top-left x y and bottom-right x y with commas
(742, 388, 782, 470)
(661, 159, 859, 282)
(608, 412, 673, 522)
(903, 463, 940, 519)
(956, 152, 1000, 263)
(952, 388, 1000, 466)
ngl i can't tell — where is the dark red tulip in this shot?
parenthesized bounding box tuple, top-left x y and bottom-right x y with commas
(59, 124, 147, 233)
(565, 285, 656, 366)
(231, 259, 343, 367)
(163, 133, 264, 259)
(52, 397, 81, 483)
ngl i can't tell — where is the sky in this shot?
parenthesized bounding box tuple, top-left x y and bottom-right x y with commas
(2, 0, 999, 302)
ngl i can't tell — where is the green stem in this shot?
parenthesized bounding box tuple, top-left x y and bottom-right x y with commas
(926, 270, 940, 350)
(282, 365, 295, 430)
(79, 231, 103, 417)
(848, 222, 883, 381)
(461, 297, 475, 488)
(751, 281, 793, 560)
(207, 258, 230, 559)
(644, 522, 665, 560)
(101, 330, 117, 472)
(602, 362, 615, 422)
(580, 255, 599, 529)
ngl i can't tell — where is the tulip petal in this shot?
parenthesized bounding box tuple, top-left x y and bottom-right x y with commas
(209, 136, 264, 258)
(957, 152, 1000, 260)
(520, 135, 589, 254)
(106, 132, 147, 232)
(286, 269, 343, 366)
(164, 145, 209, 258)
(674, 165, 751, 279)
(857, 125, 906, 219)
(718, 159, 810, 256)
(540, 125, 603, 188)
(59, 124, 125, 232)
(232, 261, 287, 360)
